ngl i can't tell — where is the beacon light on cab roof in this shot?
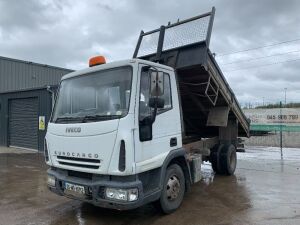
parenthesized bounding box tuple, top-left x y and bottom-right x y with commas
(89, 55, 106, 67)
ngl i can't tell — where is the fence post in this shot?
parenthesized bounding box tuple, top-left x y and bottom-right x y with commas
(280, 101, 283, 158)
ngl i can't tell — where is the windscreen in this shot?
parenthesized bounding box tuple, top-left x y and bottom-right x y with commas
(52, 66, 132, 123)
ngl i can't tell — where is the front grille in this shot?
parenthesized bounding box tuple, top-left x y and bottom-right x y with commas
(57, 156, 100, 163)
(57, 156, 101, 169)
(58, 161, 99, 169)
(68, 170, 93, 180)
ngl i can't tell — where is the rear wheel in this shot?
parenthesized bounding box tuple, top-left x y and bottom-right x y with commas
(210, 144, 224, 174)
(157, 164, 185, 214)
(210, 144, 237, 175)
(220, 144, 237, 175)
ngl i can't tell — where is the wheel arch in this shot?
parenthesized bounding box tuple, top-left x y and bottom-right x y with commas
(160, 148, 192, 192)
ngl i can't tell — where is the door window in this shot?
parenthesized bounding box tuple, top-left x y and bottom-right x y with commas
(158, 74, 172, 113)
(139, 71, 172, 120)
(139, 70, 151, 121)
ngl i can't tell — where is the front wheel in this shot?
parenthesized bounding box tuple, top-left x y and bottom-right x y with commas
(157, 164, 185, 214)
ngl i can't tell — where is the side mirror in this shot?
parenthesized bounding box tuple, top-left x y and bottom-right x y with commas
(150, 71, 164, 97)
(149, 97, 165, 109)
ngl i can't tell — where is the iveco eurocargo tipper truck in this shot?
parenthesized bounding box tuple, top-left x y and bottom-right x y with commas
(45, 8, 250, 213)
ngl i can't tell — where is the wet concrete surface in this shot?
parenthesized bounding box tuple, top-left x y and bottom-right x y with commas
(1, 146, 300, 225)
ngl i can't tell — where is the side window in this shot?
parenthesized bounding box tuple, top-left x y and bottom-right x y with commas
(158, 73, 172, 113)
(139, 71, 172, 121)
(139, 71, 151, 121)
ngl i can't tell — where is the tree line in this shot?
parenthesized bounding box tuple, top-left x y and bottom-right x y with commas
(255, 102, 300, 109)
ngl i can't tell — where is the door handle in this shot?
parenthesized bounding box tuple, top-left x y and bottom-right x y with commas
(170, 137, 177, 147)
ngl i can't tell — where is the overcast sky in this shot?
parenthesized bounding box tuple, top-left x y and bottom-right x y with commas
(0, 0, 300, 106)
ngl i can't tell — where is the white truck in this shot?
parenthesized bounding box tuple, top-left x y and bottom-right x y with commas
(45, 8, 250, 214)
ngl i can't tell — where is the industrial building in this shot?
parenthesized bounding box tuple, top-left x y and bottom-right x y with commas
(0, 56, 72, 151)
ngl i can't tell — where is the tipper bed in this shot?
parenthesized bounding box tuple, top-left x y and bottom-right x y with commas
(133, 7, 250, 143)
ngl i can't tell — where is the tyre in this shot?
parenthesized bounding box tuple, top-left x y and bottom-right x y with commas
(210, 144, 224, 174)
(158, 164, 185, 214)
(220, 144, 237, 175)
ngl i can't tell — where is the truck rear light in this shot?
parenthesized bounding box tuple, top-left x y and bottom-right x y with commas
(44, 140, 49, 162)
(118, 140, 126, 172)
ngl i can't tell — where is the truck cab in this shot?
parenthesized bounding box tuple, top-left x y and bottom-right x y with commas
(46, 59, 187, 212)
(45, 8, 250, 213)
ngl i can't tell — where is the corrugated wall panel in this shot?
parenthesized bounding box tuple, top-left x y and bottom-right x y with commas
(0, 56, 73, 93)
(0, 56, 71, 151)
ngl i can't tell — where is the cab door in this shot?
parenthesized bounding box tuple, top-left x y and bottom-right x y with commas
(134, 64, 182, 173)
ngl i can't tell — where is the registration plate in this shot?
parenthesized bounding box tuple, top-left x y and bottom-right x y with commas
(64, 182, 85, 196)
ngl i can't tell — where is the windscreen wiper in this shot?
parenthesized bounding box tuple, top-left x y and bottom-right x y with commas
(82, 114, 121, 122)
(55, 116, 83, 123)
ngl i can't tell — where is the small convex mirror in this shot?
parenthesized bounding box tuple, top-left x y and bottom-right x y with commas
(150, 71, 164, 96)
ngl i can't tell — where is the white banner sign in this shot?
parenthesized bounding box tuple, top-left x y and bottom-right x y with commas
(244, 108, 300, 132)
(244, 108, 300, 124)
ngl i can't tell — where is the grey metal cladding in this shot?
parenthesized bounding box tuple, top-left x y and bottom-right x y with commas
(0, 56, 73, 93)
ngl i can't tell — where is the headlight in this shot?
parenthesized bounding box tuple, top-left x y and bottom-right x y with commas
(105, 188, 138, 202)
(47, 175, 56, 187)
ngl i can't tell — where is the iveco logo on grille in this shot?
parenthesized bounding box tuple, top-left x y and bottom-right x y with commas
(66, 127, 81, 133)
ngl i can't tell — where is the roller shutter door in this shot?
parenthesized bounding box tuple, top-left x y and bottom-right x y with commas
(8, 98, 39, 150)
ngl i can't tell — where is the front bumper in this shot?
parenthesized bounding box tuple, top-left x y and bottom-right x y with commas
(47, 168, 161, 210)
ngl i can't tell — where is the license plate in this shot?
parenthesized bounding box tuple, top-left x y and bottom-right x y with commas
(64, 182, 85, 195)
